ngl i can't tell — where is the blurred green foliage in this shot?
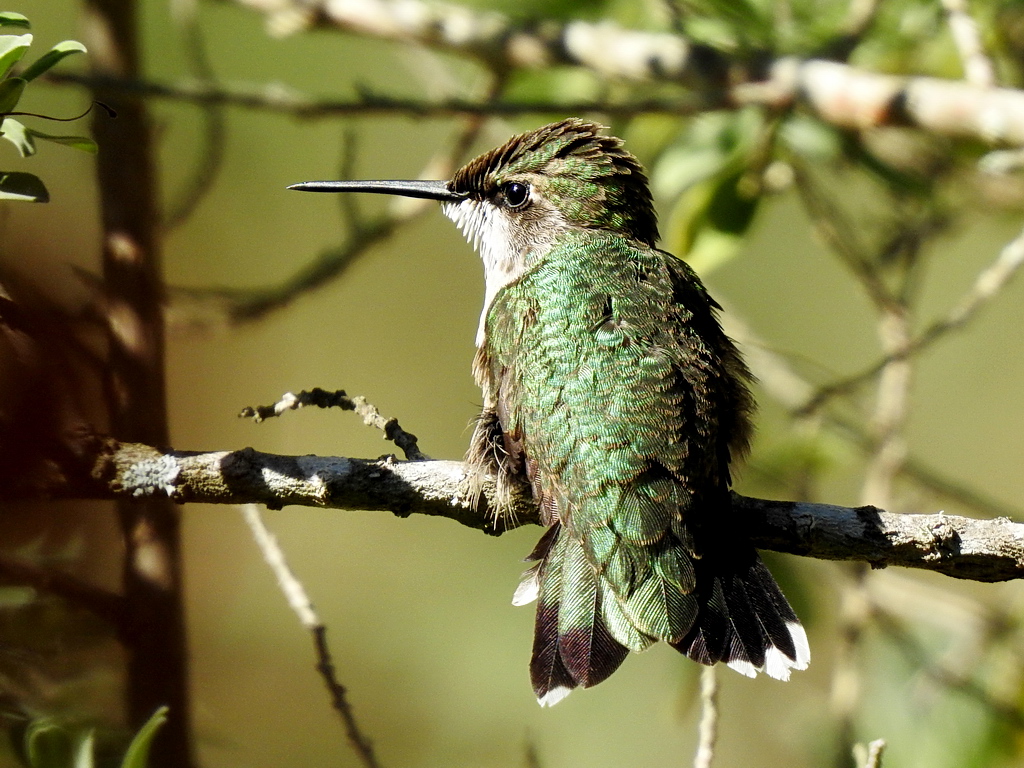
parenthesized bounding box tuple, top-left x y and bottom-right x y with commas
(12, 708, 166, 768)
(0, 11, 93, 202)
(3, 0, 1024, 767)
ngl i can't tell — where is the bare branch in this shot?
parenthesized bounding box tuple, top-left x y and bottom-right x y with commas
(721, 312, 1023, 521)
(16, 439, 1024, 582)
(240, 388, 428, 461)
(874, 607, 1024, 728)
(941, 0, 996, 88)
(799, 222, 1024, 414)
(738, 495, 1024, 582)
(169, 216, 407, 325)
(780, 59, 1024, 143)
(239, 505, 381, 768)
(46, 72, 710, 119)
(829, 566, 870, 767)
(48, 58, 1024, 147)
(169, 87, 498, 327)
(791, 161, 895, 312)
(225, 0, 712, 81)
(693, 666, 719, 768)
(212, 0, 1024, 144)
(163, 0, 228, 229)
(860, 303, 912, 509)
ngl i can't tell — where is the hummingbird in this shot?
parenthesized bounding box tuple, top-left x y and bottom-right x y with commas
(290, 119, 809, 706)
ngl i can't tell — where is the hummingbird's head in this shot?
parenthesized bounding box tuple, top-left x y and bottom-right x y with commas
(439, 119, 657, 293)
(288, 119, 657, 334)
(445, 118, 657, 249)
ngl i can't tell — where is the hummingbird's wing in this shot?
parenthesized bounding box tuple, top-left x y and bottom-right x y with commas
(476, 229, 807, 705)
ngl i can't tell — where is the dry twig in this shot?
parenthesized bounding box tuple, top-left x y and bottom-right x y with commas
(693, 666, 719, 768)
(941, 0, 996, 88)
(240, 388, 428, 461)
(239, 504, 380, 768)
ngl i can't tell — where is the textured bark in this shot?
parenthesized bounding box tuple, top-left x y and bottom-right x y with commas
(19, 439, 1024, 583)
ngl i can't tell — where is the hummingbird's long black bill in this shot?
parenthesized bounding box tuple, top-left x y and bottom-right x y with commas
(287, 179, 465, 202)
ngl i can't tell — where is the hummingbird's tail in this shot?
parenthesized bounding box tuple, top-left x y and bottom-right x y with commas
(670, 544, 810, 681)
(519, 523, 630, 706)
(517, 520, 809, 705)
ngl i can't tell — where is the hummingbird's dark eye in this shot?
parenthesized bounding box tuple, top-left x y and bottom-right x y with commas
(502, 182, 530, 209)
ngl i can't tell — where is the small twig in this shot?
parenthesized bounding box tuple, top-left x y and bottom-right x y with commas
(860, 297, 913, 510)
(852, 739, 886, 768)
(791, 162, 895, 312)
(524, 739, 543, 768)
(240, 388, 429, 461)
(47, 73, 713, 118)
(335, 129, 363, 229)
(0, 551, 126, 627)
(830, 567, 871, 767)
(693, 666, 719, 768)
(169, 216, 406, 326)
(722, 312, 1022, 520)
(239, 504, 381, 768)
(941, 0, 996, 88)
(49, 51, 1024, 145)
(169, 81, 502, 331)
(164, 0, 227, 229)
(798, 222, 1024, 415)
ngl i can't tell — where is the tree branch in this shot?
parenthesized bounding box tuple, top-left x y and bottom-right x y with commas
(48, 58, 1024, 147)
(211, 0, 1024, 145)
(19, 439, 1024, 583)
(239, 505, 380, 768)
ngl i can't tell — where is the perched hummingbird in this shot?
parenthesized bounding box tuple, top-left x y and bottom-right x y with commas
(290, 119, 809, 705)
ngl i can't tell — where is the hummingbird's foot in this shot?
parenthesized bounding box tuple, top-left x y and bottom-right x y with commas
(462, 407, 537, 530)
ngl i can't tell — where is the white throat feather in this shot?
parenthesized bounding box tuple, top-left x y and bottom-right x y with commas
(444, 198, 526, 347)
(444, 197, 567, 348)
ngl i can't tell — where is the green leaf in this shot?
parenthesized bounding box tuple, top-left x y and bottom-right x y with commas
(657, 108, 766, 271)
(680, 0, 773, 49)
(119, 707, 168, 768)
(0, 171, 48, 202)
(20, 40, 86, 82)
(779, 115, 842, 162)
(0, 13, 30, 29)
(671, 168, 761, 272)
(0, 75, 25, 114)
(24, 719, 73, 768)
(704, 168, 760, 236)
(653, 109, 763, 199)
(26, 128, 96, 153)
(2, 117, 34, 156)
(0, 33, 31, 79)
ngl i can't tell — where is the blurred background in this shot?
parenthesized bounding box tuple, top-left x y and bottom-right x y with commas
(3, 0, 1024, 766)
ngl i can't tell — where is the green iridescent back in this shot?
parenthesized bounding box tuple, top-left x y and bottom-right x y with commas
(480, 227, 753, 654)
